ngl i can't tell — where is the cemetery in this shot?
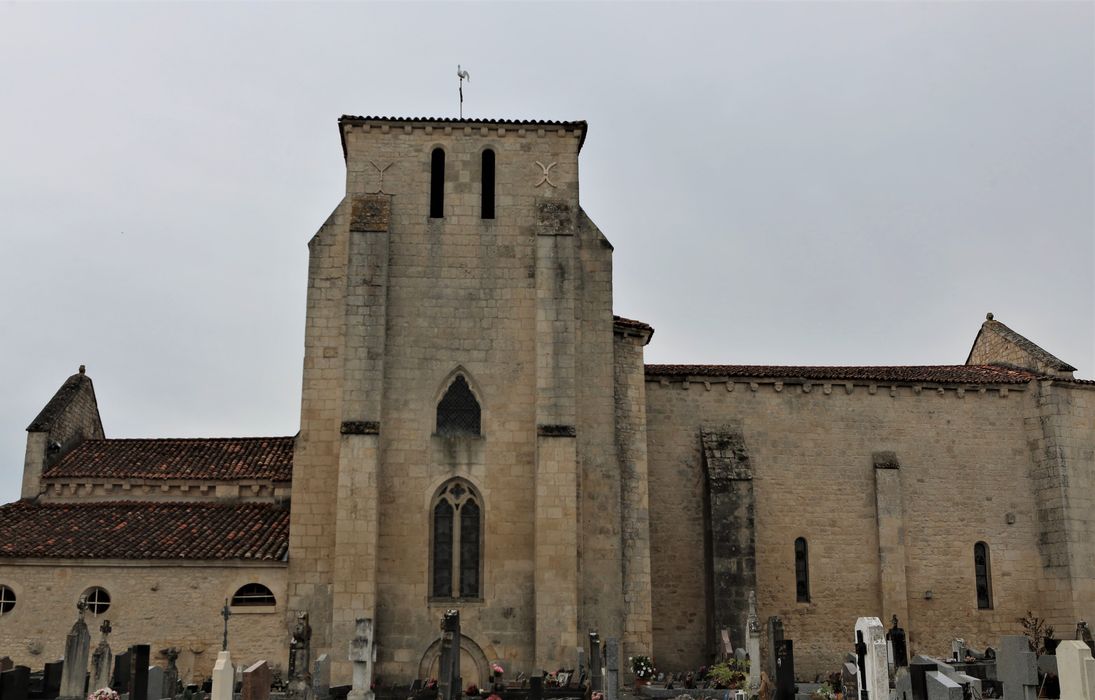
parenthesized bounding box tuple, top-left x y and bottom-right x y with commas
(5, 595, 1095, 700)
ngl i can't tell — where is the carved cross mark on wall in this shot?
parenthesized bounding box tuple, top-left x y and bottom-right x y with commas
(534, 161, 558, 188)
(368, 161, 393, 194)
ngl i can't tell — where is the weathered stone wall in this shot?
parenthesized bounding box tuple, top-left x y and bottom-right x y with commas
(23, 373, 104, 499)
(0, 561, 287, 682)
(646, 377, 1046, 678)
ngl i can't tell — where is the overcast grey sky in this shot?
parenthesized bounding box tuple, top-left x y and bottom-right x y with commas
(1, 1, 1092, 504)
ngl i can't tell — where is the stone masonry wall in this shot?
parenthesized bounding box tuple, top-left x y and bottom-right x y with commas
(0, 562, 287, 682)
(645, 378, 1045, 679)
(23, 374, 104, 499)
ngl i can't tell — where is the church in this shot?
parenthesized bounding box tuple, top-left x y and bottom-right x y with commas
(2, 114, 1093, 686)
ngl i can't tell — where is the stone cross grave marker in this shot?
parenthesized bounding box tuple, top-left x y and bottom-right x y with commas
(437, 611, 461, 700)
(745, 591, 761, 696)
(604, 639, 619, 700)
(347, 618, 376, 700)
(89, 621, 113, 694)
(147, 666, 165, 700)
(998, 636, 1038, 700)
(887, 616, 908, 670)
(129, 645, 150, 700)
(59, 598, 91, 700)
(162, 648, 180, 700)
(1, 666, 31, 700)
(588, 632, 602, 692)
(312, 654, 330, 700)
(1057, 640, 1095, 699)
(242, 661, 272, 700)
(854, 617, 888, 700)
(775, 639, 794, 700)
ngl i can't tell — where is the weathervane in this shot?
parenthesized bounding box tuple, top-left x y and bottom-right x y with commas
(457, 65, 470, 118)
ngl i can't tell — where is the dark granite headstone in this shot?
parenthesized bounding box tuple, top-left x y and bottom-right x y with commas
(0, 659, 13, 674)
(128, 646, 150, 700)
(775, 639, 794, 700)
(588, 632, 602, 693)
(112, 651, 131, 694)
(887, 619, 908, 669)
(909, 659, 938, 700)
(41, 662, 63, 700)
(1, 666, 32, 700)
(529, 676, 542, 700)
(766, 617, 785, 683)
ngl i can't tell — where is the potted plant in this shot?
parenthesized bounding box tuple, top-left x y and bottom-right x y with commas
(629, 655, 655, 690)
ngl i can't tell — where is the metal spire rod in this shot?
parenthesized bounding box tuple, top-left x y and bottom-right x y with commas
(457, 65, 470, 118)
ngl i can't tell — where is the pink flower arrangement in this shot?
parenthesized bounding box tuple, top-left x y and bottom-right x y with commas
(88, 690, 119, 700)
(491, 663, 504, 676)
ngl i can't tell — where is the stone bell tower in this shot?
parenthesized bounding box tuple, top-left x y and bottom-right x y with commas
(286, 115, 653, 684)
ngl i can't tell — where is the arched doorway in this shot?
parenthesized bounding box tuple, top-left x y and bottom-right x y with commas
(418, 634, 490, 688)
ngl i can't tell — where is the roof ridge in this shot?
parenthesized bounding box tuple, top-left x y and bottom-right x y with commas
(73, 435, 295, 442)
(982, 318, 1076, 372)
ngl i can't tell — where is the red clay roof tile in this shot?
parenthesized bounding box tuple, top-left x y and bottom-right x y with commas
(645, 364, 1038, 384)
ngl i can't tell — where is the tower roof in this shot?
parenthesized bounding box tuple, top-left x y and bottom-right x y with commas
(337, 115, 588, 158)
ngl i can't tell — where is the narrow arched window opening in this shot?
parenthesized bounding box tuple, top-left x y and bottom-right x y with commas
(430, 148, 445, 218)
(974, 541, 993, 609)
(431, 480, 482, 600)
(794, 537, 810, 603)
(231, 583, 276, 607)
(481, 149, 496, 219)
(437, 375, 481, 436)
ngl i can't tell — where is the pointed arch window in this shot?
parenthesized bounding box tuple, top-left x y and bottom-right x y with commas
(431, 480, 482, 600)
(437, 375, 481, 436)
(430, 148, 445, 218)
(794, 537, 810, 603)
(974, 541, 993, 609)
(481, 149, 496, 219)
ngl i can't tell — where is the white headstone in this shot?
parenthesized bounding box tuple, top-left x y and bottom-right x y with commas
(1057, 640, 1095, 700)
(347, 618, 375, 700)
(998, 636, 1038, 700)
(854, 617, 888, 700)
(926, 670, 963, 700)
(211, 651, 235, 700)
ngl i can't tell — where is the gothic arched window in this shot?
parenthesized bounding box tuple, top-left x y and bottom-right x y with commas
(481, 149, 496, 220)
(974, 541, 993, 609)
(794, 537, 810, 603)
(431, 480, 482, 600)
(430, 148, 445, 218)
(437, 375, 481, 436)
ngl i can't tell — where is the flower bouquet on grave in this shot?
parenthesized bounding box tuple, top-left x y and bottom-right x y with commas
(629, 655, 656, 690)
(491, 663, 504, 679)
(88, 690, 120, 700)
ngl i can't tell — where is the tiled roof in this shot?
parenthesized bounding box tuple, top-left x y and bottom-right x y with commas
(0, 501, 289, 561)
(338, 115, 589, 153)
(26, 370, 95, 432)
(42, 437, 295, 482)
(645, 364, 1038, 384)
(613, 316, 654, 333)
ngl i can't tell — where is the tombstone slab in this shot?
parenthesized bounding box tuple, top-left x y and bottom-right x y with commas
(854, 617, 888, 700)
(59, 603, 91, 700)
(588, 632, 602, 693)
(242, 661, 272, 700)
(774, 639, 794, 700)
(129, 646, 150, 700)
(604, 639, 619, 700)
(112, 651, 131, 694)
(147, 666, 165, 700)
(1057, 640, 1095, 700)
(211, 651, 234, 700)
(765, 617, 784, 683)
(312, 654, 330, 700)
(347, 618, 375, 700)
(2, 667, 31, 700)
(998, 636, 1037, 700)
(925, 671, 963, 700)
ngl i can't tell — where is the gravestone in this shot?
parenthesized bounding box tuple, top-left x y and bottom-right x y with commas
(289, 612, 312, 684)
(588, 632, 601, 693)
(745, 591, 761, 696)
(577, 647, 586, 681)
(211, 651, 234, 700)
(925, 671, 962, 700)
(998, 636, 1037, 700)
(841, 654, 858, 698)
(242, 661, 272, 700)
(951, 640, 967, 664)
(1056, 640, 1095, 699)
(312, 654, 330, 700)
(147, 666, 165, 700)
(59, 599, 91, 700)
(603, 639, 619, 700)
(0, 659, 13, 673)
(89, 622, 113, 694)
(908, 657, 938, 700)
(765, 617, 784, 683)
(163, 648, 180, 700)
(41, 662, 63, 700)
(529, 676, 542, 700)
(112, 651, 131, 694)
(887, 616, 908, 669)
(347, 618, 375, 700)
(774, 640, 794, 700)
(129, 645, 150, 700)
(854, 617, 888, 700)
(2, 666, 31, 700)
(437, 611, 460, 700)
